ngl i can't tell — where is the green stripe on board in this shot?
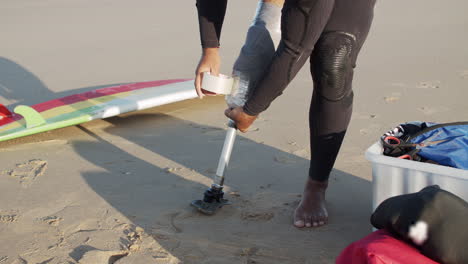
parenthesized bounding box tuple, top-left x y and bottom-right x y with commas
(0, 115, 92, 142)
(0, 102, 106, 136)
(0, 94, 126, 139)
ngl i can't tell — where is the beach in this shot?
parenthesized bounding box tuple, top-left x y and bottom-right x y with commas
(1, 0, 467, 263)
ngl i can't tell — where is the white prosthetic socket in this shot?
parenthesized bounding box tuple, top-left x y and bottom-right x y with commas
(226, 1, 282, 108)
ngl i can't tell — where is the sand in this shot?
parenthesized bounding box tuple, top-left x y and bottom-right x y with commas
(1, 0, 467, 263)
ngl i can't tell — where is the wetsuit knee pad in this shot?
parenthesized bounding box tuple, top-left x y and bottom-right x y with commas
(312, 31, 357, 102)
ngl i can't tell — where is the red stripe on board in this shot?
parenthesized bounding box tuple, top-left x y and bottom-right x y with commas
(0, 104, 12, 117)
(33, 79, 190, 112)
(0, 114, 21, 126)
(0, 103, 20, 126)
(0, 79, 191, 127)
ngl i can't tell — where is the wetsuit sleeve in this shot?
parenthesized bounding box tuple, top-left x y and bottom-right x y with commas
(196, 0, 228, 48)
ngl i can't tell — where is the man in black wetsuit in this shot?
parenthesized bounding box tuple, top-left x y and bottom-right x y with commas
(194, 0, 376, 228)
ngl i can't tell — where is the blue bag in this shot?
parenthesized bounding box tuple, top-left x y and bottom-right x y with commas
(381, 121, 468, 169)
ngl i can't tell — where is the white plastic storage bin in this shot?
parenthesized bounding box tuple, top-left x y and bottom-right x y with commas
(365, 141, 468, 210)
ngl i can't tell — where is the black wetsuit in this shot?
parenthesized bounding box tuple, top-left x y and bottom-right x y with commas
(196, 0, 376, 182)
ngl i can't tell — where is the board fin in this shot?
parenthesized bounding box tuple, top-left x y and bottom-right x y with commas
(0, 104, 12, 119)
(14, 105, 46, 128)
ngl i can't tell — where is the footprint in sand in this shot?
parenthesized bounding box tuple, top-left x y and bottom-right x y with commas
(153, 212, 184, 234)
(417, 81, 441, 89)
(0, 211, 19, 223)
(39, 216, 63, 227)
(168, 212, 183, 234)
(240, 211, 275, 221)
(2, 159, 47, 187)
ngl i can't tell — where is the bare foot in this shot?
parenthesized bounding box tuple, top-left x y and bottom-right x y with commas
(294, 178, 328, 228)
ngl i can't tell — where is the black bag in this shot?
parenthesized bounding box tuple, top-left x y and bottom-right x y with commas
(371, 185, 468, 264)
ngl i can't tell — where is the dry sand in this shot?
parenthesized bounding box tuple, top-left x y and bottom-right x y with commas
(1, 0, 467, 263)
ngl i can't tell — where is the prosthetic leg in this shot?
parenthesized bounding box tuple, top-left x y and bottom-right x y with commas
(191, 1, 282, 215)
(191, 120, 237, 214)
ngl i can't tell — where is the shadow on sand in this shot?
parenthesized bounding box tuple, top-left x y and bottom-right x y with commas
(72, 111, 373, 263)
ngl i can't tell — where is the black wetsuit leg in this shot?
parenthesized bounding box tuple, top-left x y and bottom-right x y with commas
(242, 0, 376, 181)
(308, 0, 375, 181)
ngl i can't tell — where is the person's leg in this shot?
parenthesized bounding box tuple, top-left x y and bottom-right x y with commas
(294, 0, 376, 228)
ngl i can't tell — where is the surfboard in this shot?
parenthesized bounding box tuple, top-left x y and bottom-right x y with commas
(0, 79, 197, 142)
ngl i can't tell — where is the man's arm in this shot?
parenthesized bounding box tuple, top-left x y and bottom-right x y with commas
(194, 0, 228, 98)
(196, 0, 228, 48)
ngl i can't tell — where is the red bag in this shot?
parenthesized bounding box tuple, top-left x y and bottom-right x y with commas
(336, 230, 439, 264)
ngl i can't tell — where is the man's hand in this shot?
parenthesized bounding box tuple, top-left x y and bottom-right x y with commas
(195, 48, 221, 98)
(224, 107, 258, 133)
